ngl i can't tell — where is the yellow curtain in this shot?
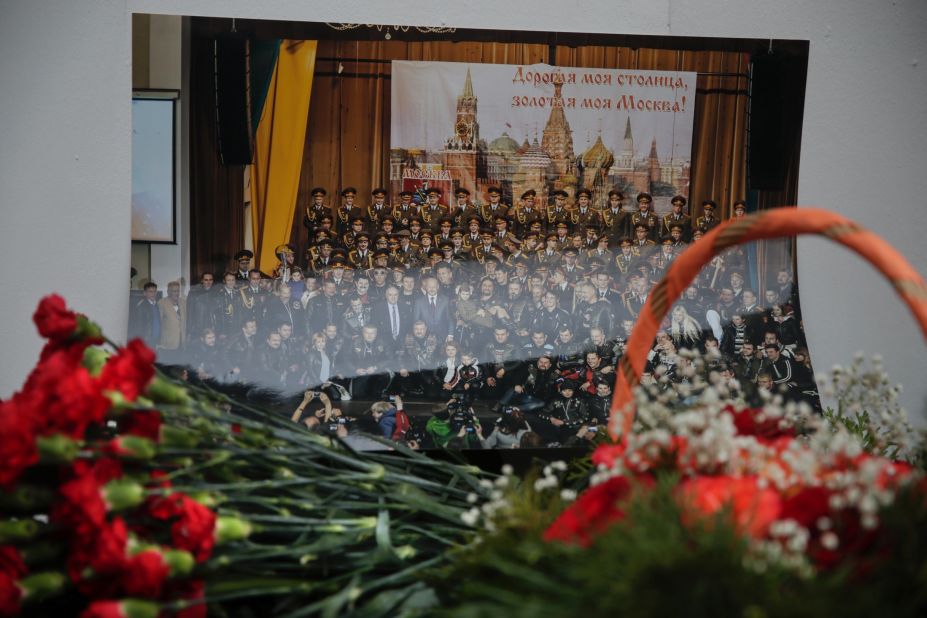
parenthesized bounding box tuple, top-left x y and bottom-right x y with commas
(250, 39, 317, 272)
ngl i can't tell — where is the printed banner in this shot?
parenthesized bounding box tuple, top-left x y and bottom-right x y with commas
(390, 61, 696, 213)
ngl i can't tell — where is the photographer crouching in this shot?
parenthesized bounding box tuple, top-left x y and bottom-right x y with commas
(425, 396, 483, 449)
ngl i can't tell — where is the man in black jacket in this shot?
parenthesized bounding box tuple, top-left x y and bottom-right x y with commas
(349, 325, 389, 399)
(534, 380, 590, 444)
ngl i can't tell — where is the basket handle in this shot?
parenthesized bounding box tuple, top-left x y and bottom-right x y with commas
(609, 207, 927, 440)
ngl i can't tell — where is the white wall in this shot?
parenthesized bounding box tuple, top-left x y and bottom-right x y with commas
(2, 0, 925, 421)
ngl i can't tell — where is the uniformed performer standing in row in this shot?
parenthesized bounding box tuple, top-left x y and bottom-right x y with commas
(696, 199, 721, 233)
(662, 195, 692, 241)
(572, 188, 601, 231)
(303, 187, 331, 234)
(420, 187, 447, 232)
(510, 189, 544, 235)
(546, 189, 572, 232)
(629, 192, 659, 241)
(480, 186, 508, 224)
(392, 190, 418, 228)
(602, 189, 629, 243)
(455, 187, 480, 226)
(335, 187, 363, 234)
(367, 188, 391, 226)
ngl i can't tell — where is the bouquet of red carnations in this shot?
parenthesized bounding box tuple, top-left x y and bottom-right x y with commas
(1, 296, 485, 618)
(0, 296, 254, 617)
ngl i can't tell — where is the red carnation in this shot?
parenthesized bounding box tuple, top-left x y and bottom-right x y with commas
(53, 470, 108, 536)
(121, 550, 169, 598)
(545, 476, 653, 547)
(174, 579, 207, 618)
(591, 443, 626, 469)
(0, 572, 22, 618)
(120, 410, 162, 441)
(80, 601, 127, 618)
(144, 492, 182, 522)
(170, 496, 217, 563)
(0, 551, 25, 618)
(98, 339, 156, 402)
(678, 475, 782, 538)
(0, 402, 38, 486)
(779, 486, 832, 528)
(73, 458, 124, 484)
(33, 294, 79, 341)
(16, 346, 110, 439)
(68, 518, 129, 597)
(726, 405, 795, 440)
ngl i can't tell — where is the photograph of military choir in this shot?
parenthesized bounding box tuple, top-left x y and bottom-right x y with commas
(131, 185, 812, 449)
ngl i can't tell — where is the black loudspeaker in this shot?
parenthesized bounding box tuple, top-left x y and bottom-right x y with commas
(214, 36, 252, 166)
(749, 53, 796, 191)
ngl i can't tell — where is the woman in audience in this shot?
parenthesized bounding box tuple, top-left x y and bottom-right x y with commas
(669, 305, 704, 351)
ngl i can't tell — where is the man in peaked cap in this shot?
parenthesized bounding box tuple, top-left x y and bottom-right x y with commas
(310, 238, 335, 273)
(234, 249, 254, 281)
(342, 216, 367, 250)
(732, 199, 748, 219)
(662, 194, 692, 241)
(367, 187, 390, 224)
(480, 185, 507, 223)
(421, 186, 447, 232)
(510, 188, 542, 234)
(304, 186, 331, 231)
(471, 228, 497, 264)
(630, 192, 659, 241)
(696, 199, 721, 233)
(454, 186, 480, 225)
(546, 188, 571, 233)
(392, 189, 420, 228)
(335, 187, 364, 233)
(463, 214, 482, 248)
(603, 189, 629, 240)
(348, 231, 374, 270)
(436, 216, 454, 243)
(492, 214, 519, 247)
(572, 188, 601, 231)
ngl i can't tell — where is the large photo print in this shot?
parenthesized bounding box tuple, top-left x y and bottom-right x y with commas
(128, 21, 812, 454)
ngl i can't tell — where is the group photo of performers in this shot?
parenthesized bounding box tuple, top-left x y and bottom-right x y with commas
(130, 184, 812, 449)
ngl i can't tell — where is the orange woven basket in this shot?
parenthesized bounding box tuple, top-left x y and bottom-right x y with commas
(609, 207, 927, 440)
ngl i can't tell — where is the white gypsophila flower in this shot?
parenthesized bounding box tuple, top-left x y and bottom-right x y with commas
(466, 492, 478, 504)
(460, 507, 480, 526)
(501, 464, 514, 476)
(550, 460, 568, 472)
(821, 531, 839, 550)
(560, 489, 578, 501)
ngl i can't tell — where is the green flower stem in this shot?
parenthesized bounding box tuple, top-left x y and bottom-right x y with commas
(0, 519, 40, 542)
(18, 571, 67, 603)
(36, 434, 80, 463)
(0, 485, 54, 513)
(277, 555, 446, 618)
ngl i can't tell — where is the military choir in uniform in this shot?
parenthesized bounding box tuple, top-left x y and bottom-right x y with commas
(131, 184, 813, 447)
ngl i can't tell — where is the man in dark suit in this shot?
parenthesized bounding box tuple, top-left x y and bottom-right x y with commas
(308, 279, 345, 334)
(372, 285, 412, 353)
(130, 281, 161, 348)
(413, 276, 454, 341)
